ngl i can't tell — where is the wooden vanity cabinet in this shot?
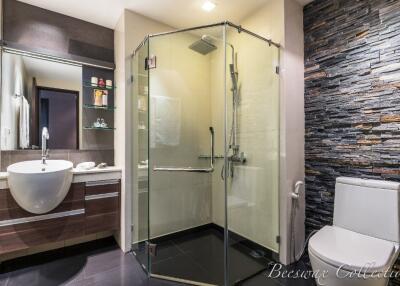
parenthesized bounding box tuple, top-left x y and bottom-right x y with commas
(84, 180, 120, 234)
(0, 180, 120, 255)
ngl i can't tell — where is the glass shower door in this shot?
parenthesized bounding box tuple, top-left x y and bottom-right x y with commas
(147, 26, 225, 285)
(132, 38, 150, 271)
(224, 25, 280, 285)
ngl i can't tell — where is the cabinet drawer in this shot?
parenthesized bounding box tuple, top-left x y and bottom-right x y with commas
(85, 196, 119, 216)
(0, 214, 85, 254)
(85, 213, 119, 235)
(85, 180, 120, 196)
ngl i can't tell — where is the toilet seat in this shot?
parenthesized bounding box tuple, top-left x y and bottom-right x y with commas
(309, 226, 398, 273)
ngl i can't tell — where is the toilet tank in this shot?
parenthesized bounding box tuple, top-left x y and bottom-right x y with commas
(334, 177, 400, 243)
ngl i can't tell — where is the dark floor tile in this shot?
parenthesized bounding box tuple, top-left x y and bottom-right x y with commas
(4, 254, 87, 286)
(37, 255, 87, 286)
(0, 273, 8, 286)
(227, 245, 270, 285)
(168, 227, 270, 285)
(0, 237, 116, 274)
(151, 240, 183, 264)
(65, 277, 96, 286)
(81, 265, 142, 286)
(177, 239, 224, 284)
(172, 228, 223, 253)
(240, 273, 282, 286)
(132, 240, 184, 270)
(151, 254, 212, 284)
(132, 242, 149, 269)
(5, 267, 40, 286)
(83, 247, 132, 277)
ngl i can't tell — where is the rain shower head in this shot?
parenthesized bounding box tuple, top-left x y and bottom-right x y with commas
(189, 35, 217, 55)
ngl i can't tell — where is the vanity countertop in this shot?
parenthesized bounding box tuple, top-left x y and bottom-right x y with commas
(72, 166, 122, 175)
(0, 167, 122, 189)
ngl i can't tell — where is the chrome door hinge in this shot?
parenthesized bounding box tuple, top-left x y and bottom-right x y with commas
(276, 235, 281, 244)
(275, 66, 280, 75)
(147, 242, 158, 257)
(145, 55, 157, 70)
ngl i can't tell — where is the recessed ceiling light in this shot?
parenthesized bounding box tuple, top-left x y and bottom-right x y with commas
(202, 1, 216, 12)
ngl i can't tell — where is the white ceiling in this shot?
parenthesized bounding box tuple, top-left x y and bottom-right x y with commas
(18, 0, 314, 30)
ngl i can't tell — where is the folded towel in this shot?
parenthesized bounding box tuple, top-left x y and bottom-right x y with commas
(19, 96, 30, 149)
(150, 95, 181, 148)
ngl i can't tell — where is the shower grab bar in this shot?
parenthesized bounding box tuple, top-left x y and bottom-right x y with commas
(153, 127, 215, 173)
(198, 155, 224, 159)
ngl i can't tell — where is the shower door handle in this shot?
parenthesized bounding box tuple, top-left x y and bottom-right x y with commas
(153, 127, 215, 173)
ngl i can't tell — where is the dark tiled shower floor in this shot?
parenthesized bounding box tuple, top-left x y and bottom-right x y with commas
(0, 235, 315, 286)
(133, 225, 316, 286)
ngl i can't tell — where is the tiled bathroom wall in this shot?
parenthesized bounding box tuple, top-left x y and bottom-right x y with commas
(304, 0, 400, 284)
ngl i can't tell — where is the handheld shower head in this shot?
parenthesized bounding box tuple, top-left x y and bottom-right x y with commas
(229, 64, 238, 92)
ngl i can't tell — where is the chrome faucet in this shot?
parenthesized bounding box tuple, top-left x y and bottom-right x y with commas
(41, 127, 49, 164)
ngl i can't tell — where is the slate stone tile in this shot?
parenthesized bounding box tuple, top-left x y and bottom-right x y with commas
(303, 0, 400, 284)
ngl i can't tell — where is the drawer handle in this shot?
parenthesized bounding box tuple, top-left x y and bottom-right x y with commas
(85, 192, 119, 201)
(85, 180, 120, 187)
(0, 209, 85, 227)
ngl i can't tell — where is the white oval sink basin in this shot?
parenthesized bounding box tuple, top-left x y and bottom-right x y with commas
(7, 160, 73, 214)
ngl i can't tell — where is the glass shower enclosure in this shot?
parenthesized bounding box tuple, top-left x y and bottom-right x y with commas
(132, 22, 280, 286)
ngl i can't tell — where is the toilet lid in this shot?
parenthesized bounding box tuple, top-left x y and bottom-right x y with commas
(309, 226, 397, 273)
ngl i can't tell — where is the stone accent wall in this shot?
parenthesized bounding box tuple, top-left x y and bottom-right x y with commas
(304, 0, 400, 283)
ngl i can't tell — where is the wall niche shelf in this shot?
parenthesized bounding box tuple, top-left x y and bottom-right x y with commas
(84, 104, 116, 111)
(83, 83, 116, 90)
(82, 66, 115, 150)
(83, 127, 115, 131)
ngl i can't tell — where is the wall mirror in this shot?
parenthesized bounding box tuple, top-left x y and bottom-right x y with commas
(1, 51, 82, 150)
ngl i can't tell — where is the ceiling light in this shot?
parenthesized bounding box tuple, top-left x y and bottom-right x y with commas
(202, 1, 216, 12)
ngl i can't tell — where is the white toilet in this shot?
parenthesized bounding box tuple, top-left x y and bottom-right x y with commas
(308, 177, 400, 286)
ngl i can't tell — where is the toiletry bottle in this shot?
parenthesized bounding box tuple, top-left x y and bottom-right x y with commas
(98, 78, 105, 88)
(94, 90, 103, 106)
(102, 91, 108, 106)
(106, 79, 113, 89)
